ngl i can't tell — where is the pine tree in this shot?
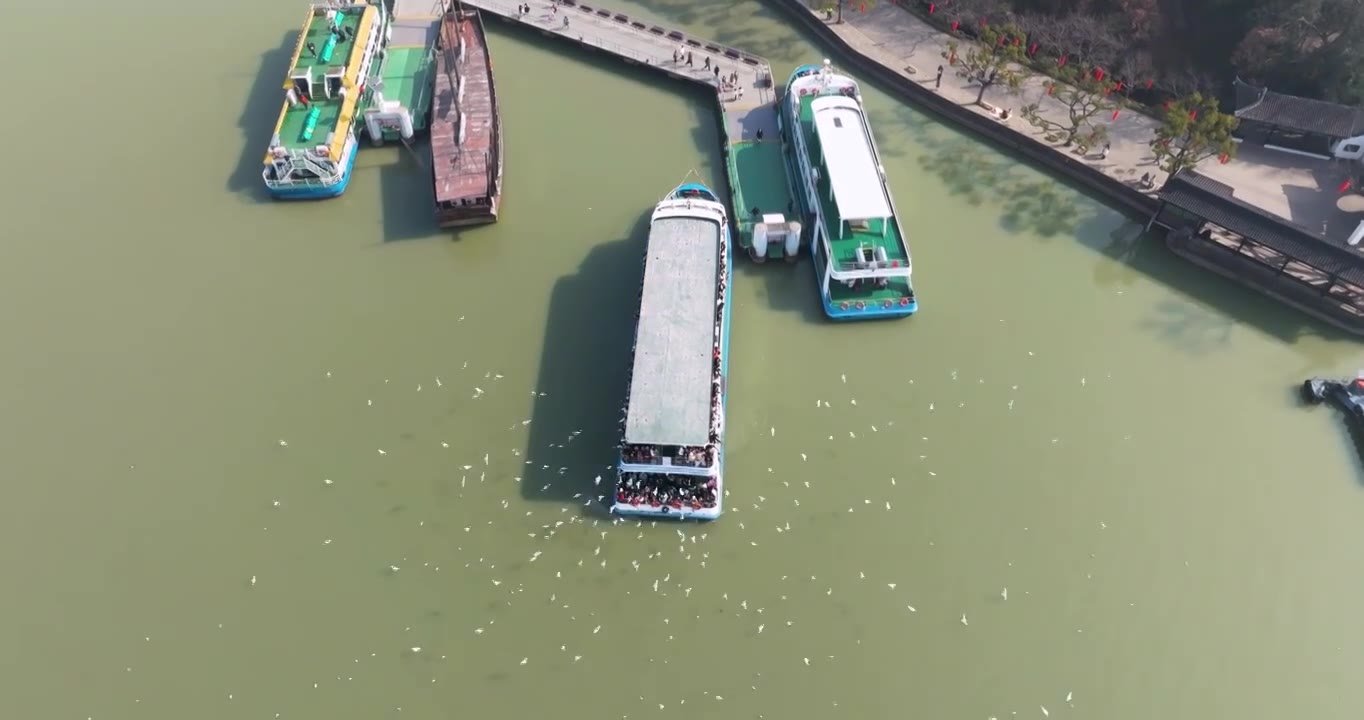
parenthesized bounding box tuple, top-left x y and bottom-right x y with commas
(1020, 65, 1118, 146)
(1152, 93, 1238, 176)
(945, 23, 1028, 106)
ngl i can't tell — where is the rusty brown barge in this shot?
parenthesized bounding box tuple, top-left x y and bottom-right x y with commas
(431, 2, 504, 227)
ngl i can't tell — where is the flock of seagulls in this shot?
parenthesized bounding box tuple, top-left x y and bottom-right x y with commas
(218, 361, 1120, 717)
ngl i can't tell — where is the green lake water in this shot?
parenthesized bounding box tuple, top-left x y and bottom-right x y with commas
(2, 1, 1363, 717)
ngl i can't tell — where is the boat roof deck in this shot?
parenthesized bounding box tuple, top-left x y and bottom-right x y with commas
(810, 96, 891, 220)
(623, 216, 722, 448)
(432, 12, 494, 204)
(799, 94, 908, 266)
(274, 6, 368, 152)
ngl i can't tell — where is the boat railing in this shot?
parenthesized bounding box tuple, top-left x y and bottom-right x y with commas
(474, 7, 502, 198)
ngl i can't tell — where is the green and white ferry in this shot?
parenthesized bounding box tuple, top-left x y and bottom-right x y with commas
(781, 60, 918, 319)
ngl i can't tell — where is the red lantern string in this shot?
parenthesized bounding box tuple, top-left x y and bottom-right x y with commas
(1111, 108, 1121, 120)
(951, 20, 959, 31)
(1339, 179, 1353, 194)
(1058, 54, 1068, 67)
(1094, 68, 1105, 81)
(1189, 109, 1198, 120)
(1219, 154, 1229, 164)
(928, 2, 936, 12)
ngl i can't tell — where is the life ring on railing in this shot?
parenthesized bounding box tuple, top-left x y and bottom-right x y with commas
(900, 297, 911, 306)
(855, 301, 865, 310)
(839, 302, 849, 311)
(883, 300, 893, 309)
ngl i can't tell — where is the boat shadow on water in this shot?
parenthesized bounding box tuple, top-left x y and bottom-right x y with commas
(379, 142, 440, 242)
(520, 213, 651, 513)
(229, 33, 298, 203)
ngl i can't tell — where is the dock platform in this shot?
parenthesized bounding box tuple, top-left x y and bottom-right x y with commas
(463, 0, 799, 259)
(384, 0, 442, 133)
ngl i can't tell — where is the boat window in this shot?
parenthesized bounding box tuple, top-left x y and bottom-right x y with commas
(833, 117, 843, 128)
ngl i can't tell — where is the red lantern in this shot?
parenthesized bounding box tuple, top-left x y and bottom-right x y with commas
(1047, 84, 1055, 95)
(951, 20, 959, 31)
(1111, 108, 1121, 120)
(1145, 79, 1154, 89)
(860, 2, 866, 12)
(1115, 81, 1124, 93)
(1219, 153, 1229, 164)
(1013, 37, 1021, 45)
(1162, 100, 1171, 110)
(1058, 53, 1068, 67)
(1028, 42, 1038, 55)
(1339, 179, 1353, 194)
(1094, 67, 1105, 81)
(1189, 109, 1198, 120)
(928, 2, 936, 12)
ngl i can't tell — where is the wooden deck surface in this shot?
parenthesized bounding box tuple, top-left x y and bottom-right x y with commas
(431, 12, 495, 206)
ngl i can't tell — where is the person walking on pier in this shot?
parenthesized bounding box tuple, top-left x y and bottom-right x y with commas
(686, 51, 693, 67)
(713, 65, 720, 80)
(703, 56, 710, 70)
(935, 64, 943, 89)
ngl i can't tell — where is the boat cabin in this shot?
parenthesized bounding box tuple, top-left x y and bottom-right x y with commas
(808, 96, 910, 283)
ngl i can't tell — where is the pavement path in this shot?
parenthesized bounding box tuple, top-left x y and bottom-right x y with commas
(821, 2, 1188, 194)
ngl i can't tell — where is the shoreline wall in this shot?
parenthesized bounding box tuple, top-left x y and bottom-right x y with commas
(767, 0, 1159, 222)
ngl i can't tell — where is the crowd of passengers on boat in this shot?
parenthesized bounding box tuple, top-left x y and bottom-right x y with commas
(621, 444, 714, 467)
(615, 225, 729, 511)
(616, 472, 719, 510)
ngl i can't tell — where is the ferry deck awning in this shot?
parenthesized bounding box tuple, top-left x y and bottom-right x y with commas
(623, 216, 721, 448)
(811, 97, 892, 220)
(1157, 171, 1364, 287)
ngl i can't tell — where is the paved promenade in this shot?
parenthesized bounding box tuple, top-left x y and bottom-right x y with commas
(822, 2, 1179, 194)
(466, 0, 776, 108)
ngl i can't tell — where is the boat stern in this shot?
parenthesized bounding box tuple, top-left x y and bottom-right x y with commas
(824, 294, 918, 320)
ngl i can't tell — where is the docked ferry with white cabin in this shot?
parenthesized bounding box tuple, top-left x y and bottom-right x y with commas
(613, 182, 732, 520)
(781, 60, 918, 319)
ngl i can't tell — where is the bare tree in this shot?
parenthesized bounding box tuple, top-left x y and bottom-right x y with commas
(945, 22, 1029, 105)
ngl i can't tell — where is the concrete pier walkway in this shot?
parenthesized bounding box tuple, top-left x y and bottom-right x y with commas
(463, 0, 798, 257)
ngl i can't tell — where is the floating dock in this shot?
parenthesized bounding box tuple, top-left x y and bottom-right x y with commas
(380, 0, 442, 138)
(464, 0, 799, 259)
